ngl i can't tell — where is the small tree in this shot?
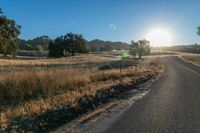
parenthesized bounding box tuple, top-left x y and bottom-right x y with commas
(129, 39, 151, 59)
(129, 41, 138, 58)
(137, 39, 150, 59)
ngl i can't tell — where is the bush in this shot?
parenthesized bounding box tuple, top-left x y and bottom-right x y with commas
(99, 63, 113, 70)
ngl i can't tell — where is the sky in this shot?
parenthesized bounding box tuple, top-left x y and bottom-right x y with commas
(1, 0, 200, 45)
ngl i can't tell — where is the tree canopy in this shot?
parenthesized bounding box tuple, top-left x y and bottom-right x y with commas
(48, 33, 89, 57)
(129, 39, 151, 59)
(0, 8, 21, 56)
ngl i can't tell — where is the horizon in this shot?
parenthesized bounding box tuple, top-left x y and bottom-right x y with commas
(1, 0, 200, 45)
(19, 36, 199, 47)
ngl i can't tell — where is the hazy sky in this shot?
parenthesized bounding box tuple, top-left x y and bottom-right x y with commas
(1, 0, 200, 44)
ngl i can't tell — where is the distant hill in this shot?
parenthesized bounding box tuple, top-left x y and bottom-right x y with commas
(18, 37, 130, 52)
(18, 36, 51, 51)
(88, 39, 129, 52)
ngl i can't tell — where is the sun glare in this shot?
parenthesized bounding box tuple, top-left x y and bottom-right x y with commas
(145, 28, 173, 46)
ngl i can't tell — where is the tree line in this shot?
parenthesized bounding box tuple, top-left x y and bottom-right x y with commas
(48, 35, 151, 58)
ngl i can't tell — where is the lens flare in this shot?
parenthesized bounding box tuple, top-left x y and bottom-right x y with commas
(145, 28, 173, 46)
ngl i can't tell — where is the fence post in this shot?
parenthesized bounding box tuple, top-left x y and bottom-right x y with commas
(120, 60, 122, 73)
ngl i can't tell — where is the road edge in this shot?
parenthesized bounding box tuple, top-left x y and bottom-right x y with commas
(52, 71, 166, 133)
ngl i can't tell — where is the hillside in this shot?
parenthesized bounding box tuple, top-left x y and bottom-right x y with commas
(88, 39, 129, 52)
(19, 36, 51, 50)
(18, 38, 130, 52)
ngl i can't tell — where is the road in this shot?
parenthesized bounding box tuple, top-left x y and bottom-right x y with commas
(103, 56, 200, 133)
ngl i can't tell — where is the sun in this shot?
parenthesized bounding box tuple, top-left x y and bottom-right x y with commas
(145, 28, 173, 46)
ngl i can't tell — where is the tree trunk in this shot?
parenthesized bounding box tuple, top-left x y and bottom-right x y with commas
(138, 53, 142, 59)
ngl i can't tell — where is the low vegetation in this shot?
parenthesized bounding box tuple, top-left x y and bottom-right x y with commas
(0, 54, 164, 132)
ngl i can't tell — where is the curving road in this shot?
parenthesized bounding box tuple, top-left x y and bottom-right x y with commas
(103, 56, 200, 133)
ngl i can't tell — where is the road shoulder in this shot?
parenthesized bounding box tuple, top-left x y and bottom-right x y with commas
(52, 73, 165, 133)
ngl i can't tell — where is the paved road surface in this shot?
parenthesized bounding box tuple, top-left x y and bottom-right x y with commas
(103, 56, 200, 133)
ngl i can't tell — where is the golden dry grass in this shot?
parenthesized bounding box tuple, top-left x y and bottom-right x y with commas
(0, 54, 118, 67)
(180, 55, 200, 66)
(0, 54, 164, 130)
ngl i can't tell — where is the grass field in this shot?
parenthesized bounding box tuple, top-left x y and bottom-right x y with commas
(180, 54, 200, 66)
(0, 53, 165, 132)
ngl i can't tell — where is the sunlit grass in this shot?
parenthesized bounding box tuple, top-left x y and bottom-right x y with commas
(180, 55, 200, 66)
(0, 54, 164, 130)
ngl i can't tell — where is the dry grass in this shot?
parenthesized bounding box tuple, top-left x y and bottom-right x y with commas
(79, 100, 121, 124)
(180, 55, 200, 66)
(0, 54, 118, 67)
(0, 54, 164, 130)
(0, 69, 90, 102)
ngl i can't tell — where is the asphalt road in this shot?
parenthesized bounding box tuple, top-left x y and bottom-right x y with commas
(103, 56, 200, 133)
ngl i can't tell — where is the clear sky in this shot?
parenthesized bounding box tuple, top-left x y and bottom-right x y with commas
(1, 0, 200, 45)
